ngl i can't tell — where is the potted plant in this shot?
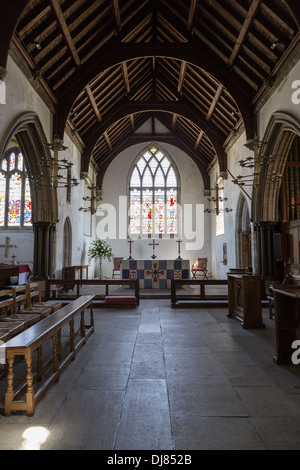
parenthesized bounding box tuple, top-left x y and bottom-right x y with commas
(88, 238, 114, 279)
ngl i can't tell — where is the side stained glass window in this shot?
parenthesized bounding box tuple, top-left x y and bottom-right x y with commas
(0, 147, 32, 228)
(129, 145, 179, 235)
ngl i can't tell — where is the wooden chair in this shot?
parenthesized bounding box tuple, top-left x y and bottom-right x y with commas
(25, 282, 62, 314)
(0, 289, 37, 333)
(112, 257, 123, 278)
(191, 258, 208, 280)
(13, 285, 53, 318)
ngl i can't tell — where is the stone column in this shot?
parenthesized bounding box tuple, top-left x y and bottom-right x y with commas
(257, 221, 276, 279)
(32, 222, 56, 279)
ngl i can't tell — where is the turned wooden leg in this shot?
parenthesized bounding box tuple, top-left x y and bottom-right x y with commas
(36, 346, 43, 382)
(80, 311, 85, 337)
(25, 351, 35, 417)
(69, 318, 75, 353)
(90, 306, 94, 327)
(4, 353, 15, 416)
(57, 329, 62, 360)
(52, 334, 59, 382)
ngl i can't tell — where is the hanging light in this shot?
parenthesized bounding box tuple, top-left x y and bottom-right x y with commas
(232, 136, 282, 187)
(78, 182, 101, 215)
(204, 184, 232, 214)
(32, 135, 79, 188)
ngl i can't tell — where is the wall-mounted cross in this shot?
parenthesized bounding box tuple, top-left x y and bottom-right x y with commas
(0, 236, 15, 258)
(149, 239, 159, 259)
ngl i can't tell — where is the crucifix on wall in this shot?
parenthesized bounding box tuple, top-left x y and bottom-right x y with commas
(149, 240, 159, 259)
(0, 236, 16, 260)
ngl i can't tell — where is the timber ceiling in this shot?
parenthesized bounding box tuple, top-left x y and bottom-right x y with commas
(2, 0, 300, 187)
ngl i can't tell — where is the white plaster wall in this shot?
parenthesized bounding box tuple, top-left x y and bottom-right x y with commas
(210, 132, 253, 279)
(99, 142, 211, 278)
(54, 136, 98, 277)
(258, 60, 300, 138)
(0, 57, 52, 143)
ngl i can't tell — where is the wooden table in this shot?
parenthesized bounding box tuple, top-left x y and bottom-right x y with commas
(273, 286, 300, 364)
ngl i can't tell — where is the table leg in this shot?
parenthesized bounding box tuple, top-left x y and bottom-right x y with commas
(25, 350, 35, 416)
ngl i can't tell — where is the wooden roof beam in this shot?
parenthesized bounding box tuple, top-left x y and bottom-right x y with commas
(178, 61, 187, 94)
(228, 0, 262, 68)
(187, 0, 198, 33)
(0, 0, 30, 72)
(111, 0, 121, 35)
(104, 130, 113, 150)
(194, 130, 204, 150)
(85, 84, 102, 122)
(122, 62, 130, 95)
(206, 84, 224, 121)
(50, 0, 81, 68)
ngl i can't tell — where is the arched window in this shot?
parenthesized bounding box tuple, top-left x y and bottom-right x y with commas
(0, 146, 32, 228)
(129, 144, 179, 235)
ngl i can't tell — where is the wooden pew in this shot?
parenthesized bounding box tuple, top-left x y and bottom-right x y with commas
(0, 289, 38, 336)
(268, 273, 300, 319)
(25, 281, 62, 313)
(1, 295, 94, 416)
(171, 279, 228, 307)
(13, 285, 53, 318)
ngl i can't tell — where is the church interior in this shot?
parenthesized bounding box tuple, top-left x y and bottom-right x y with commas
(1, 0, 300, 451)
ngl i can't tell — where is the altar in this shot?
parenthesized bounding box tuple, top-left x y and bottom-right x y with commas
(0, 264, 31, 285)
(120, 259, 190, 289)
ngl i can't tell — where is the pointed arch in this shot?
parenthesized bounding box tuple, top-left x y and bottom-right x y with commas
(252, 112, 300, 223)
(0, 111, 58, 223)
(236, 193, 251, 269)
(63, 216, 72, 268)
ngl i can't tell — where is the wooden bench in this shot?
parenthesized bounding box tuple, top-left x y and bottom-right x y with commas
(268, 273, 300, 319)
(45, 279, 139, 307)
(1, 295, 94, 416)
(171, 279, 228, 307)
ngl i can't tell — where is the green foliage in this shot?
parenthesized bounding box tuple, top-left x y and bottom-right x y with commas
(88, 238, 114, 262)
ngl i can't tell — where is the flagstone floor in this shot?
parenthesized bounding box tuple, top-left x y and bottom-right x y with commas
(1, 299, 300, 450)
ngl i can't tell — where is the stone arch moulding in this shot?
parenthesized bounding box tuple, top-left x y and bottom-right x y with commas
(252, 111, 300, 223)
(235, 192, 251, 269)
(0, 111, 58, 224)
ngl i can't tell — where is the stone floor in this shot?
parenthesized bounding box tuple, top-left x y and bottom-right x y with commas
(1, 299, 300, 450)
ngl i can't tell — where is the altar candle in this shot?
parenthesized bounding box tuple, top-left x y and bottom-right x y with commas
(12, 244, 15, 256)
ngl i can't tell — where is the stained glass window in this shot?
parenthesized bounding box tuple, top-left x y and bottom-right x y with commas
(129, 145, 179, 235)
(0, 147, 32, 228)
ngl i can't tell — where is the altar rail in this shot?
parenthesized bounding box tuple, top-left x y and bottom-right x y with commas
(45, 279, 139, 306)
(171, 279, 228, 307)
(2, 295, 94, 416)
